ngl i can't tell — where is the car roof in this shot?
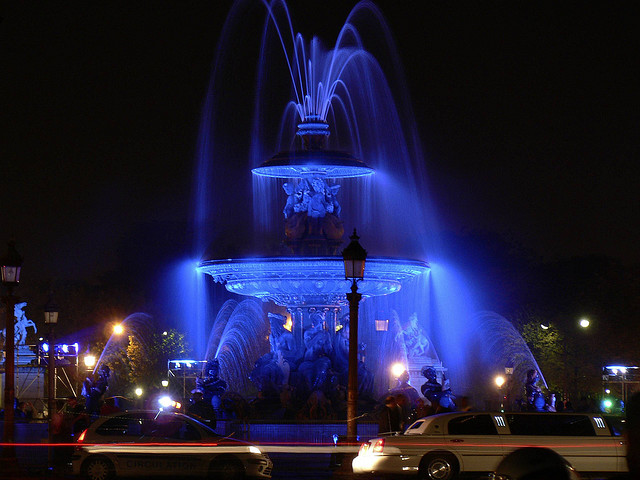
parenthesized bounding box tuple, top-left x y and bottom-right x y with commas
(404, 411, 609, 435)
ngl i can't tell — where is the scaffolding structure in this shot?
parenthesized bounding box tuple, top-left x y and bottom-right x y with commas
(1, 343, 81, 417)
(603, 365, 640, 407)
(167, 359, 207, 400)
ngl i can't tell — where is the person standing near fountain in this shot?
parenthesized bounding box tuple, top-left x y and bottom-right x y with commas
(196, 359, 227, 417)
(525, 369, 545, 412)
(82, 365, 110, 415)
(188, 389, 216, 428)
(378, 396, 401, 435)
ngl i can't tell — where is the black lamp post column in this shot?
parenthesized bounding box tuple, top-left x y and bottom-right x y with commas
(342, 230, 367, 445)
(1, 241, 22, 460)
(346, 279, 362, 442)
(44, 295, 59, 467)
(2, 293, 17, 450)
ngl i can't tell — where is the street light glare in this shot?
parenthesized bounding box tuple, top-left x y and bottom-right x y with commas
(84, 355, 96, 368)
(495, 375, 505, 387)
(540, 324, 549, 330)
(579, 318, 590, 328)
(391, 363, 406, 378)
(113, 324, 124, 335)
(134, 387, 143, 397)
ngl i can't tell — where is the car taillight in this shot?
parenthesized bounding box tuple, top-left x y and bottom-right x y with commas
(372, 438, 385, 453)
(77, 429, 87, 443)
(358, 442, 370, 455)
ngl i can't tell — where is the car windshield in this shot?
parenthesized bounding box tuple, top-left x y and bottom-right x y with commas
(94, 411, 222, 441)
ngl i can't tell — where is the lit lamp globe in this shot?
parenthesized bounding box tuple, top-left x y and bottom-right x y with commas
(44, 296, 60, 326)
(84, 355, 96, 369)
(0, 241, 23, 288)
(495, 375, 506, 388)
(342, 229, 367, 281)
(391, 363, 406, 379)
(579, 318, 590, 328)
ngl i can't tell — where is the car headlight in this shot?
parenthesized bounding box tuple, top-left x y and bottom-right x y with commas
(249, 446, 262, 455)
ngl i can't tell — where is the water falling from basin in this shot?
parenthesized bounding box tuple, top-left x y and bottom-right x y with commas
(187, 0, 541, 408)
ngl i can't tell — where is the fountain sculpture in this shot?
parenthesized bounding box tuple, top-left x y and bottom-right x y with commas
(191, 1, 544, 411)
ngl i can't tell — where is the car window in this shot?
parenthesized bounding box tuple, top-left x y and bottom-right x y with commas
(151, 418, 201, 441)
(448, 414, 497, 435)
(407, 421, 424, 431)
(95, 415, 145, 437)
(604, 416, 625, 436)
(506, 414, 596, 436)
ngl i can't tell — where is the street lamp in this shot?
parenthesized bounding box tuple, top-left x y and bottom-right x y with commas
(1, 241, 23, 456)
(113, 323, 124, 335)
(84, 355, 96, 369)
(44, 294, 59, 467)
(342, 229, 367, 443)
(495, 375, 506, 412)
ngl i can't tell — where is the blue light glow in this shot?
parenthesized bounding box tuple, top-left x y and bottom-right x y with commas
(252, 150, 374, 179)
(198, 256, 428, 307)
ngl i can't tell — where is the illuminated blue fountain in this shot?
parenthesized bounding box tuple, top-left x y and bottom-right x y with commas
(189, 1, 543, 408)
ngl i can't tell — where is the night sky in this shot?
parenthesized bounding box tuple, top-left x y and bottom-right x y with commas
(1, 1, 638, 291)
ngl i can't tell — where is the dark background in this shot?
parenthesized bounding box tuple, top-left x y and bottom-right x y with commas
(1, 2, 638, 344)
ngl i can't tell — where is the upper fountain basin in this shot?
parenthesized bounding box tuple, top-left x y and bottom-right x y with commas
(197, 256, 429, 307)
(251, 150, 374, 179)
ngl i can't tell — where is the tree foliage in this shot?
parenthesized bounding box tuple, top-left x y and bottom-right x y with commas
(127, 329, 190, 388)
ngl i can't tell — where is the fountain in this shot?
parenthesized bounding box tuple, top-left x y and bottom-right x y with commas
(91, 312, 155, 395)
(189, 0, 542, 411)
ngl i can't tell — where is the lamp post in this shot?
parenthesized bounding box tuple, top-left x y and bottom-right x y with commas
(342, 229, 367, 443)
(44, 294, 59, 462)
(1, 241, 23, 458)
(495, 375, 506, 412)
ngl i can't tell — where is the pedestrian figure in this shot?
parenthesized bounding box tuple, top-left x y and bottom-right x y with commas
(525, 369, 545, 412)
(378, 396, 401, 434)
(188, 389, 216, 428)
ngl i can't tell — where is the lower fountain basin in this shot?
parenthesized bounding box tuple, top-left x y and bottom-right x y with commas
(197, 256, 429, 307)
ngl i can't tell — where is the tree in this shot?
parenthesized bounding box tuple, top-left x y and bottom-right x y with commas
(127, 329, 190, 389)
(516, 313, 565, 394)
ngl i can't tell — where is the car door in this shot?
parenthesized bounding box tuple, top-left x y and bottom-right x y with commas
(444, 413, 505, 472)
(146, 415, 208, 476)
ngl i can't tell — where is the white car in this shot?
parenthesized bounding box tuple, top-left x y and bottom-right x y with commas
(352, 411, 627, 479)
(71, 410, 273, 480)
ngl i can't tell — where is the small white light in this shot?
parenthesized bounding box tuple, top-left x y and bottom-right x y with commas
(605, 389, 611, 394)
(540, 324, 549, 330)
(579, 318, 590, 328)
(249, 446, 262, 455)
(391, 363, 406, 378)
(84, 355, 96, 368)
(135, 387, 143, 397)
(161, 380, 169, 387)
(158, 396, 172, 408)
